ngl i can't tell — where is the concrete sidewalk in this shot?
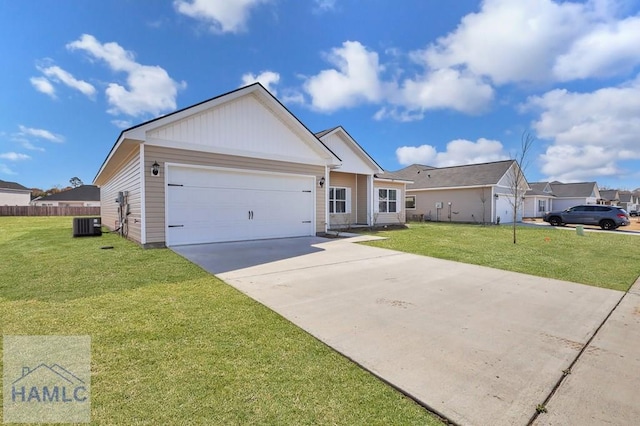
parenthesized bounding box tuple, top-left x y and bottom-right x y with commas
(175, 236, 629, 425)
(534, 279, 640, 425)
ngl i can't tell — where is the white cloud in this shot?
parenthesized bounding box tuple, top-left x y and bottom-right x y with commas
(0, 152, 31, 161)
(422, 0, 593, 84)
(18, 140, 46, 152)
(304, 41, 383, 112)
(17, 125, 64, 143)
(174, 0, 269, 33)
(30, 76, 56, 98)
(392, 68, 494, 117)
(419, 0, 640, 85)
(396, 138, 508, 167)
(0, 164, 16, 175)
(241, 71, 280, 95)
(313, 0, 336, 13)
(67, 34, 186, 117)
(553, 15, 640, 80)
(111, 119, 133, 129)
(525, 74, 640, 180)
(38, 65, 96, 98)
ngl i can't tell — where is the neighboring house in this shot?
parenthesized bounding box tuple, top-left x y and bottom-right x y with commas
(619, 190, 637, 212)
(393, 160, 529, 224)
(0, 179, 31, 206)
(315, 126, 410, 229)
(524, 182, 556, 218)
(599, 189, 620, 206)
(30, 185, 100, 207)
(545, 181, 600, 211)
(93, 83, 408, 248)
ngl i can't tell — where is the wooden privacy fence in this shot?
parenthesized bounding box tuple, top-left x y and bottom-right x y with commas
(0, 206, 101, 216)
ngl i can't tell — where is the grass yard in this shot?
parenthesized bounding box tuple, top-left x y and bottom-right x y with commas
(363, 222, 640, 292)
(0, 217, 442, 425)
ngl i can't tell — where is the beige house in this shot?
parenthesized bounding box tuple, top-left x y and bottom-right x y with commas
(93, 83, 407, 248)
(393, 160, 529, 224)
(316, 127, 410, 229)
(0, 179, 31, 206)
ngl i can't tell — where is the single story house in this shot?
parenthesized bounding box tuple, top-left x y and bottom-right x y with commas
(0, 179, 31, 206)
(315, 126, 410, 230)
(544, 181, 600, 211)
(618, 191, 638, 212)
(93, 83, 408, 248)
(599, 189, 620, 206)
(30, 185, 100, 207)
(524, 182, 555, 218)
(393, 160, 529, 224)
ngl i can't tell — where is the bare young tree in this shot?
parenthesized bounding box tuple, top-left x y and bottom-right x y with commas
(505, 132, 535, 244)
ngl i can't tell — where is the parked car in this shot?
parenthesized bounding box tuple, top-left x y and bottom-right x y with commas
(630, 210, 638, 217)
(542, 205, 630, 230)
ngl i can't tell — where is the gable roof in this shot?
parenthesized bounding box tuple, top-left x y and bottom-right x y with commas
(548, 181, 598, 198)
(94, 83, 341, 185)
(315, 126, 383, 173)
(394, 160, 516, 190)
(618, 191, 634, 203)
(36, 185, 100, 202)
(0, 179, 30, 192)
(599, 189, 619, 201)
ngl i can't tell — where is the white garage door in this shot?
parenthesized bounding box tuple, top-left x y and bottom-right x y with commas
(166, 165, 315, 246)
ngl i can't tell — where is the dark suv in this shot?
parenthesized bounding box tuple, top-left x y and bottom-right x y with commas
(543, 205, 630, 230)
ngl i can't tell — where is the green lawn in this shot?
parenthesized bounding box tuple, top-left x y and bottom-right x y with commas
(363, 222, 640, 292)
(0, 217, 442, 425)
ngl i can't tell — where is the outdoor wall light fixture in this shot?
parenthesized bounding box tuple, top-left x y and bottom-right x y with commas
(494, 194, 499, 198)
(152, 161, 160, 176)
(319, 176, 325, 188)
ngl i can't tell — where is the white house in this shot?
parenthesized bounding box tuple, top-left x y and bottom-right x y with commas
(0, 179, 31, 206)
(93, 83, 408, 248)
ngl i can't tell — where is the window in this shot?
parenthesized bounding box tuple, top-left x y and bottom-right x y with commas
(405, 195, 416, 210)
(378, 188, 398, 213)
(329, 187, 348, 214)
(538, 200, 546, 212)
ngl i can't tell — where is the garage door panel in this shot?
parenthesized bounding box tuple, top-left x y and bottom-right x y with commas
(166, 166, 315, 246)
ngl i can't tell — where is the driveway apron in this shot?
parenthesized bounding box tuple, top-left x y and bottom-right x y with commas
(173, 236, 624, 426)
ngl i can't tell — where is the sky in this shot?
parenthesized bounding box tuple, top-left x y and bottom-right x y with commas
(1, 0, 640, 191)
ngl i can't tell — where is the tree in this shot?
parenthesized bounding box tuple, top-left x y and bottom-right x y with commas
(505, 131, 535, 244)
(69, 177, 83, 188)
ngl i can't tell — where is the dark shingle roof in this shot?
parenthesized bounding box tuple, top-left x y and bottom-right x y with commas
(599, 189, 619, 201)
(0, 179, 30, 191)
(548, 182, 597, 198)
(619, 191, 633, 203)
(37, 185, 100, 202)
(394, 160, 515, 190)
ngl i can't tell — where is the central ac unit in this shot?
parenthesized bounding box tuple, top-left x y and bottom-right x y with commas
(73, 217, 102, 237)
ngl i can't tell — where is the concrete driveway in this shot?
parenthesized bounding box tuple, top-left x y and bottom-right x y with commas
(173, 236, 637, 425)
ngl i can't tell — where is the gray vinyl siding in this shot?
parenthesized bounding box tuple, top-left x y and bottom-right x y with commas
(99, 149, 142, 243)
(144, 145, 326, 245)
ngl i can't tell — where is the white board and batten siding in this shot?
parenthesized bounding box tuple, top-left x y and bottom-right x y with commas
(146, 94, 329, 167)
(165, 165, 315, 246)
(99, 149, 142, 243)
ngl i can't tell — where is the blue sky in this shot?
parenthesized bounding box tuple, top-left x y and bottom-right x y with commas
(1, 0, 640, 190)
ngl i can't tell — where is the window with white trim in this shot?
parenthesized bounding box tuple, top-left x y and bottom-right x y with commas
(329, 187, 350, 214)
(378, 188, 398, 213)
(538, 200, 546, 212)
(405, 195, 416, 210)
